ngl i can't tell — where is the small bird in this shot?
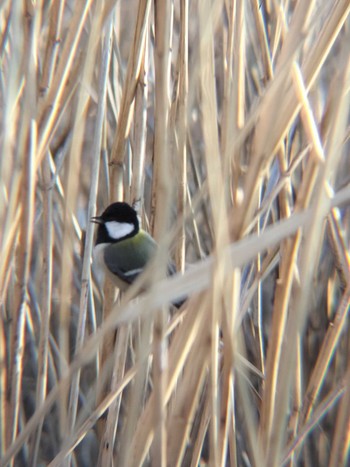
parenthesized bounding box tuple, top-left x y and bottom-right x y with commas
(92, 202, 176, 295)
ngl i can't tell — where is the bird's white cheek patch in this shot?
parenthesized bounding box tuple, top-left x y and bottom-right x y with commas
(105, 221, 134, 240)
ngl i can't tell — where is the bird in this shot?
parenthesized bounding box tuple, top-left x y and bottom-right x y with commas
(92, 202, 180, 302)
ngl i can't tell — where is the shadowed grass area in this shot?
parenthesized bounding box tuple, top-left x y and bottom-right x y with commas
(0, 1, 349, 466)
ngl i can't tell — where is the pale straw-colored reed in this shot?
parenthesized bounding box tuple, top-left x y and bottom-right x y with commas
(0, 1, 349, 466)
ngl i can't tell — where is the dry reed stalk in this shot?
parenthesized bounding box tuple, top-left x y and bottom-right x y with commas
(36, 1, 95, 166)
(175, 0, 188, 273)
(96, 1, 152, 446)
(68, 13, 114, 465)
(109, 0, 152, 199)
(29, 154, 53, 466)
(7, 7, 37, 463)
(0, 1, 350, 466)
(28, 2, 64, 464)
(0, 201, 348, 465)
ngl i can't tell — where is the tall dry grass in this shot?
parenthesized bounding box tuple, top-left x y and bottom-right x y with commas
(0, 1, 349, 466)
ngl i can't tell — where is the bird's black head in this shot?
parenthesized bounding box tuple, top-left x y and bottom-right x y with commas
(92, 202, 139, 244)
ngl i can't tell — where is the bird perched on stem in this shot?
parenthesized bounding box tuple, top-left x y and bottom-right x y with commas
(92, 202, 183, 306)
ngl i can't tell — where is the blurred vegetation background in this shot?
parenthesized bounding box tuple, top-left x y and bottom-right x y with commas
(0, 0, 349, 466)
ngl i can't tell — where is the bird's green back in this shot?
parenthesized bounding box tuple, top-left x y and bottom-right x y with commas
(103, 230, 157, 284)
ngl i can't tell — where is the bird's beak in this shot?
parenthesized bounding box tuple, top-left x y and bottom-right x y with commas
(91, 216, 103, 224)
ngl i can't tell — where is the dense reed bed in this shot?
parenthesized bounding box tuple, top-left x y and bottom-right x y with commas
(0, 1, 349, 466)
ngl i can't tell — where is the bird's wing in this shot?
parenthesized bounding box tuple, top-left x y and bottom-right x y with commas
(103, 231, 157, 285)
